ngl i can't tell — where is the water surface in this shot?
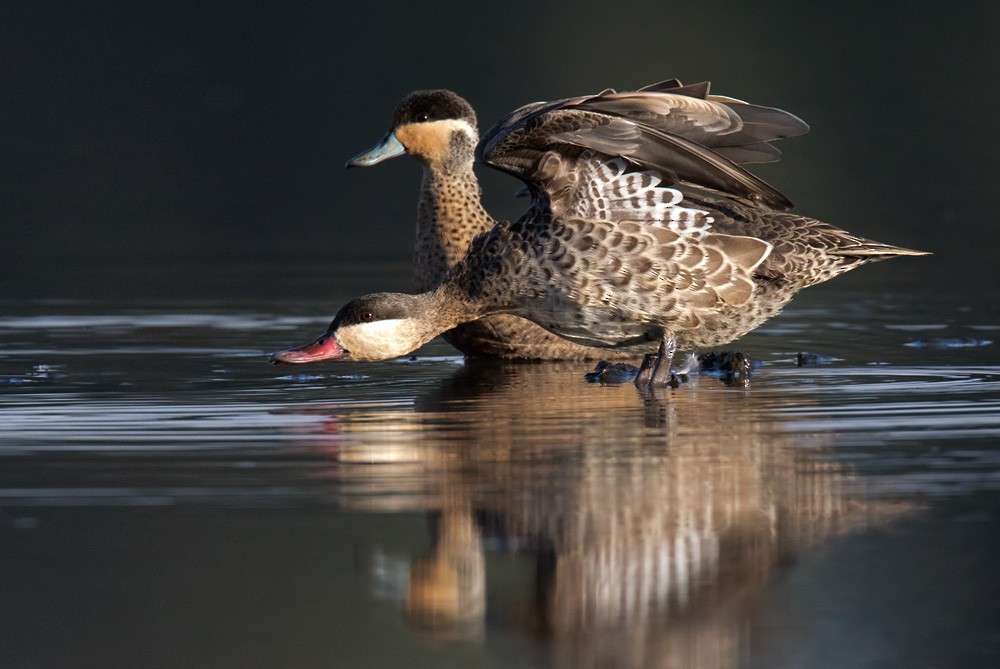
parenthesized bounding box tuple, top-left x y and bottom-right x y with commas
(2, 265, 999, 668)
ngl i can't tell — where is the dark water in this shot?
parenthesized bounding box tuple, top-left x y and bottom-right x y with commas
(2, 262, 999, 668)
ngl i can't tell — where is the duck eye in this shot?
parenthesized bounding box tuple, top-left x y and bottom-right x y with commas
(416, 112, 431, 123)
(362, 311, 374, 321)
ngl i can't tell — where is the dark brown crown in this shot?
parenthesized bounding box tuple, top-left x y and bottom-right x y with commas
(391, 90, 477, 129)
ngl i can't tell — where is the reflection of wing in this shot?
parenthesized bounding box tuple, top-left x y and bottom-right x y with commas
(477, 79, 808, 211)
(319, 361, 901, 655)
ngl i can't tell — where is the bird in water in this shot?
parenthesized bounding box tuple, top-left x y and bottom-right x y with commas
(272, 81, 927, 386)
(343, 79, 810, 360)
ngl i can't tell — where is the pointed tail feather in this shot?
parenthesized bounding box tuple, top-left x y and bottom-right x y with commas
(830, 243, 930, 258)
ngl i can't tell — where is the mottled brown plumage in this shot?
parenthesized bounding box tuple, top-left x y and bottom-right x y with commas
(346, 80, 809, 360)
(271, 185, 925, 370)
(445, 196, 925, 353)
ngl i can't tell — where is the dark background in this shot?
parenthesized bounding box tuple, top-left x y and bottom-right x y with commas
(3, 1, 997, 298)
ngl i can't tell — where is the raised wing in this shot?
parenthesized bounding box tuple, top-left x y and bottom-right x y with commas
(478, 79, 807, 211)
(531, 149, 720, 234)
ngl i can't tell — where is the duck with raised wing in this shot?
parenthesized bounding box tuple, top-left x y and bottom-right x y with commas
(345, 79, 810, 360)
(273, 86, 926, 385)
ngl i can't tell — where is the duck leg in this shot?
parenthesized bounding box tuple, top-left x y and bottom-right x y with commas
(635, 354, 656, 387)
(634, 332, 677, 388)
(650, 333, 677, 386)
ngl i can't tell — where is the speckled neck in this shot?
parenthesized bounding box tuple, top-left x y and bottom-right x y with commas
(414, 161, 495, 292)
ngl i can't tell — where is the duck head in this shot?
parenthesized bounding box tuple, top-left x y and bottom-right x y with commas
(270, 292, 461, 364)
(346, 90, 478, 170)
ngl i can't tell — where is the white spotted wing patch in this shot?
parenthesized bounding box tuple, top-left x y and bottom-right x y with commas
(565, 152, 715, 239)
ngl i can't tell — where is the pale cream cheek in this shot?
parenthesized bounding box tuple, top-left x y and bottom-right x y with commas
(335, 320, 419, 361)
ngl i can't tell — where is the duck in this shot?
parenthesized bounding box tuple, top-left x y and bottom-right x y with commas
(344, 79, 810, 360)
(272, 83, 927, 386)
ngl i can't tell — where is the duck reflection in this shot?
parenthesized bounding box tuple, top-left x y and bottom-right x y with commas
(288, 360, 901, 667)
(405, 499, 486, 640)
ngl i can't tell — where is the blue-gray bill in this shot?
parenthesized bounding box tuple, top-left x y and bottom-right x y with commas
(345, 132, 406, 168)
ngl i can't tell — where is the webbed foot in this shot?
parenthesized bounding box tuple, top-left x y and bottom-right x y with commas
(699, 350, 754, 388)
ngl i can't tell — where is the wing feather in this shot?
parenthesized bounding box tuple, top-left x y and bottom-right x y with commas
(478, 78, 807, 212)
